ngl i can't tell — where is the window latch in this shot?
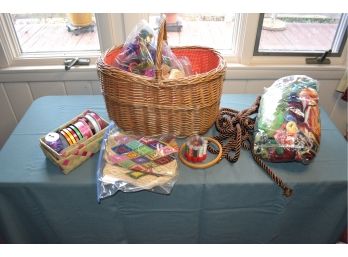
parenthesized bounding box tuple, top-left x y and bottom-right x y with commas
(305, 49, 331, 65)
(64, 58, 90, 71)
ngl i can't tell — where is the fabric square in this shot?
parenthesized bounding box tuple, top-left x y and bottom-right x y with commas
(112, 144, 133, 155)
(127, 171, 146, 179)
(127, 151, 139, 159)
(146, 140, 166, 150)
(119, 159, 136, 169)
(154, 155, 174, 165)
(132, 156, 151, 164)
(160, 146, 177, 155)
(147, 152, 159, 160)
(143, 162, 159, 168)
(107, 153, 128, 164)
(131, 164, 147, 172)
(126, 140, 144, 150)
(135, 145, 155, 155)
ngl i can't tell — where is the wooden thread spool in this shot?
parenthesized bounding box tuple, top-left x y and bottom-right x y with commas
(179, 137, 223, 169)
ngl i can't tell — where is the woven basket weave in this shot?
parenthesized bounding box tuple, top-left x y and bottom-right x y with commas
(39, 110, 109, 174)
(97, 19, 226, 137)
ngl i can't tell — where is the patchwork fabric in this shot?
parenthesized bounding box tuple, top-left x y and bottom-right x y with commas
(119, 159, 136, 169)
(105, 152, 128, 164)
(104, 132, 178, 176)
(126, 151, 139, 159)
(154, 155, 174, 165)
(143, 162, 159, 169)
(126, 140, 144, 150)
(135, 145, 155, 155)
(127, 171, 147, 179)
(146, 140, 166, 150)
(132, 156, 151, 164)
(112, 144, 132, 155)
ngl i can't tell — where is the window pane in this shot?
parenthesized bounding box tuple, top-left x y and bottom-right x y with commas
(11, 13, 100, 53)
(257, 13, 343, 54)
(148, 13, 237, 51)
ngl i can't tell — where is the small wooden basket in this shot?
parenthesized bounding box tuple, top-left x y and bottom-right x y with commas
(39, 110, 109, 174)
(97, 18, 226, 137)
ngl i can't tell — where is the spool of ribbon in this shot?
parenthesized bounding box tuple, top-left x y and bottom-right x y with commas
(45, 132, 64, 153)
(85, 113, 101, 133)
(74, 120, 93, 139)
(88, 111, 106, 130)
(58, 132, 70, 149)
(67, 127, 79, 142)
(69, 124, 84, 140)
(62, 128, 77, 145)
(60, 129, 73, 146)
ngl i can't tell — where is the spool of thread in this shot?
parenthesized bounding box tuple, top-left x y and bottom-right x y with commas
(184, 135, 208, 163)
(45, 132, 64, 153)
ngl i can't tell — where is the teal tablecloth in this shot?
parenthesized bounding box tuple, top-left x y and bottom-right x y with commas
(0, 95, 346, 243)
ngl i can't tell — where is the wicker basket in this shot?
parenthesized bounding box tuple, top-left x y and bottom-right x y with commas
(97, 19, 226, 137)
(39, 110, 109, 174)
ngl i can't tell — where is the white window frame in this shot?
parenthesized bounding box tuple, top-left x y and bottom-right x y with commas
(0, 13, 346, 71)
(0, 13, 125, 68)
(253, 13, 348, 57)
(239, 14, 347, 66)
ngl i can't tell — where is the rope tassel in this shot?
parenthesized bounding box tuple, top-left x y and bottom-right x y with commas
(208, 96, 293, 197)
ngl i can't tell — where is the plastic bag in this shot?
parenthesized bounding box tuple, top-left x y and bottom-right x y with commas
(253, 75, 321, 164)
(97, 122, 179, 202)
(113, 19, 188, 78)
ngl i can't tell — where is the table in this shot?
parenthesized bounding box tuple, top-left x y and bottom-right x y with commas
(0, 95, 346, 243)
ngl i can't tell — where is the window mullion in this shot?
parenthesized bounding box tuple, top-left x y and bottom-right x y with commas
(331, 13, 348, 54)
(239, 13, 260, 65)
(95, 13, 125, 53)
(123, 13, 150, 37)
(0, 13, 22, 67)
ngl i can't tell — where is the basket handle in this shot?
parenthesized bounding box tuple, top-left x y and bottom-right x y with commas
(155, 18, 168, 80)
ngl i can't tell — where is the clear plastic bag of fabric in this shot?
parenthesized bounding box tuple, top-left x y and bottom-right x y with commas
(253, 75, 321, 164)
(113, 19, 188, 78)
(97, 122, 179, 202)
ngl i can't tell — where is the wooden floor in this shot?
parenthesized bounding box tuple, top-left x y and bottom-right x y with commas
(259, 23, 337, 51)
(14, 22, 99, 52)
(14, 20, 337, 53)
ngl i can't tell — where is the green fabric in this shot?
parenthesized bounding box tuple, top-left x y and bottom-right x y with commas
(0, 95, 346, 243)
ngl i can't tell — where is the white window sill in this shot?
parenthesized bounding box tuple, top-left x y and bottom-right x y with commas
(0, 63, 346, 82)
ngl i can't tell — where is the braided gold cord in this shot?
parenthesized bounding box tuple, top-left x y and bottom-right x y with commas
(208, 96, 293, 197)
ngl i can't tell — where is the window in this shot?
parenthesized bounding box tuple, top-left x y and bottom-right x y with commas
(254, 13, 348, 56)
(148, 13, 240, 52)
(11, 13, 100, 53)
(0, 13, 121, 67)
(0, 13, 346, 69)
